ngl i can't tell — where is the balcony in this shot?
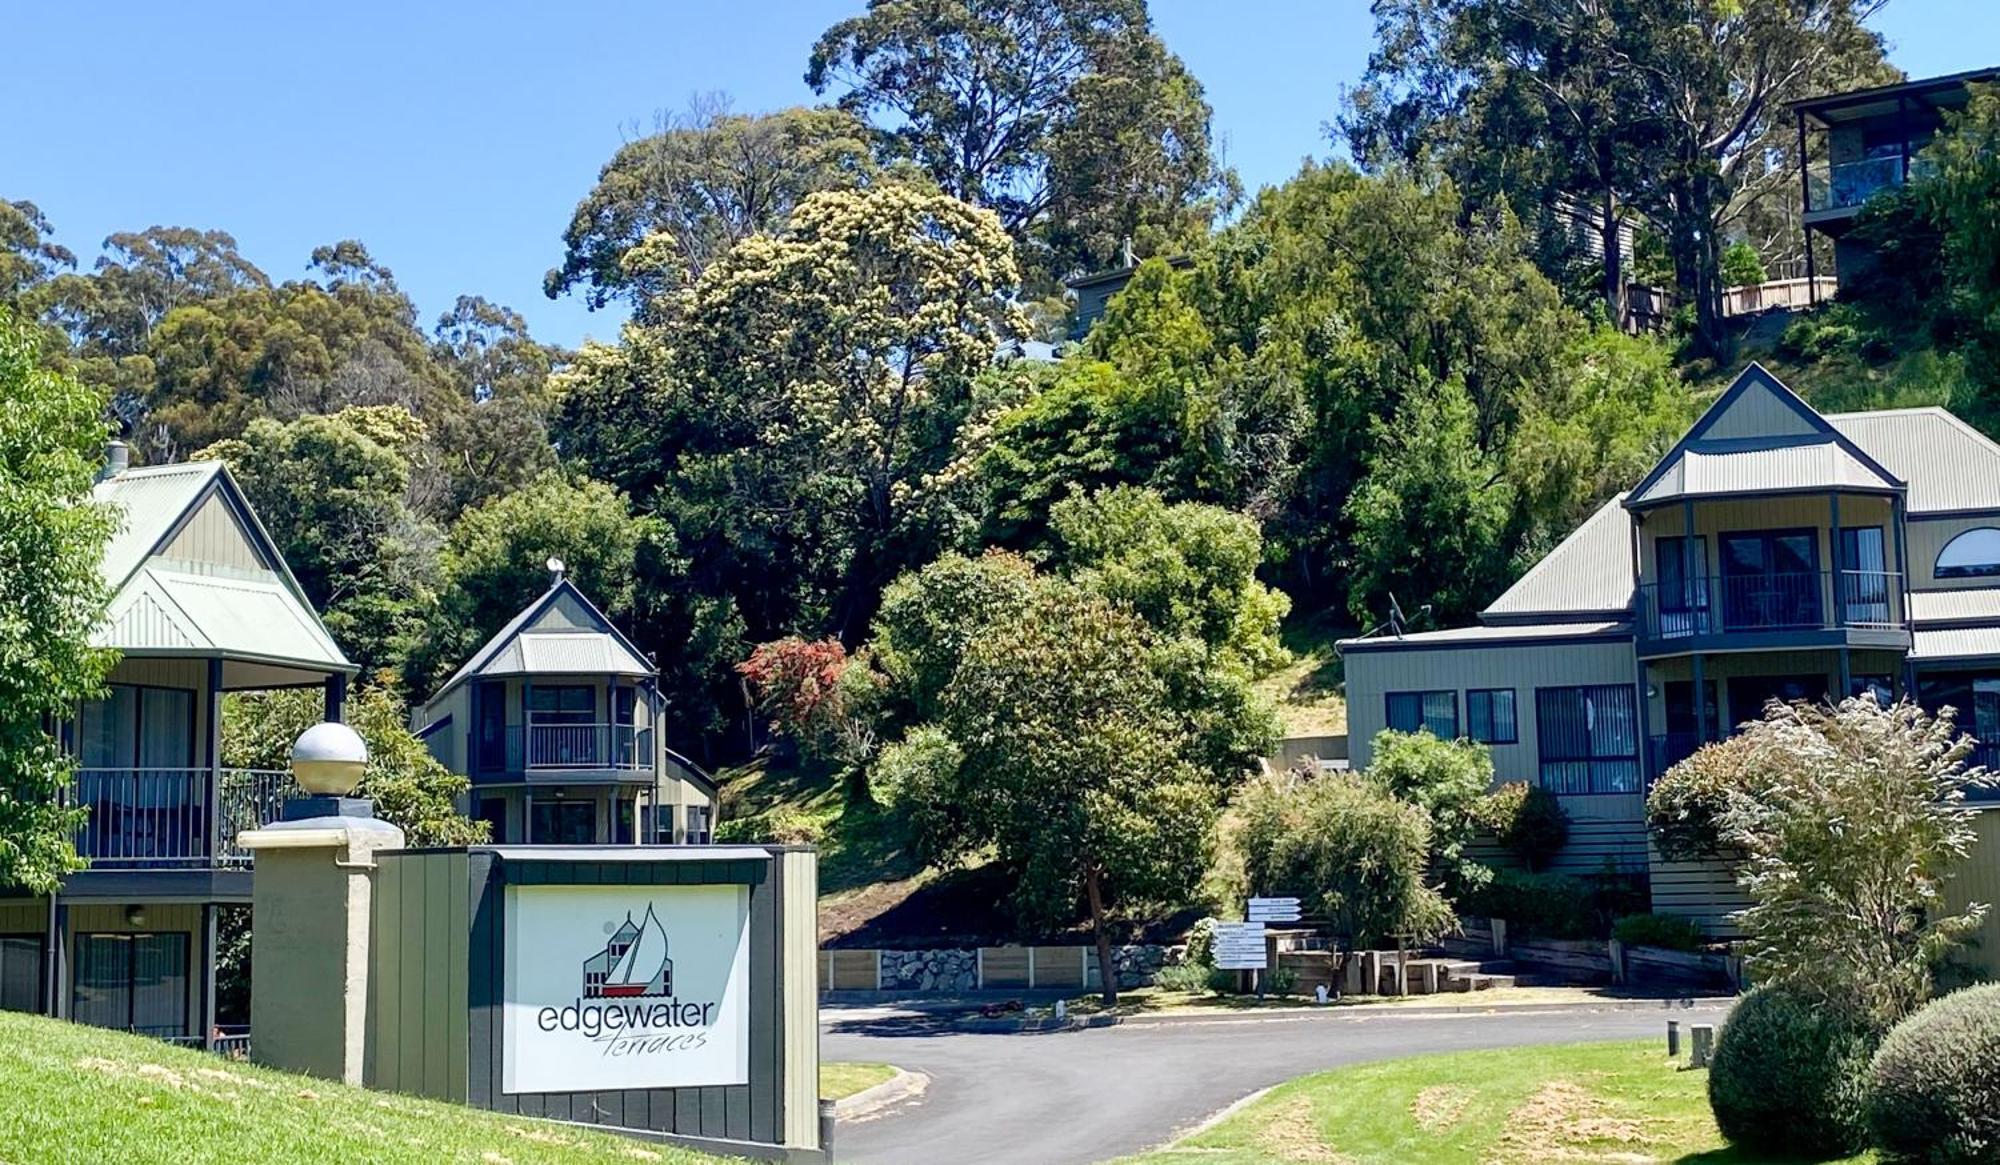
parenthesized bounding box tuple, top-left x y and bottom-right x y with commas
(70, 768, 296, 867)
(1636, 570, 1908, 655)
(475, 722, 653, 779)
(1806, 156, 1935, 215)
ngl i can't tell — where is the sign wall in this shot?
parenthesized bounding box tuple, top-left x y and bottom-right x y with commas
(501, 882, 751, 1094)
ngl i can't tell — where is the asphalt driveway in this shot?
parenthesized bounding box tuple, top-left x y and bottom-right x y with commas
(822, 1001, 1731, 1165)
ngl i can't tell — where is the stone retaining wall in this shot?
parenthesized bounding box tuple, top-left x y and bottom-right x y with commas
(820, 943, 1172, 993)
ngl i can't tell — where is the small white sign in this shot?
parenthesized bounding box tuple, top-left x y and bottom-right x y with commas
(1247, 895, 1302, 923)
(1212, 921, 1268, 970)
(502, 883, 750, 1094)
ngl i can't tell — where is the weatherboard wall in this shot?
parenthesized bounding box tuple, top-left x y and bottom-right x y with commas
(366, 845, 819, 1158)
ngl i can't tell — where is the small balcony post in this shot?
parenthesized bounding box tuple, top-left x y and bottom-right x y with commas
(1829, 491, 1843, 628)
(1693, 653, 1709, 746)
(207, 659, 224, 863)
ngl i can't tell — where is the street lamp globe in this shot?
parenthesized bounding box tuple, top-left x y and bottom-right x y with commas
(291, 721, 369, 796)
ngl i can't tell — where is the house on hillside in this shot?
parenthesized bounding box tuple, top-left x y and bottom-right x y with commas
(411, 571, 718, 847)
(1795, 65, 2000, 290)
(0, 446, 355, 1048)
(1341, 364, 2000, 960)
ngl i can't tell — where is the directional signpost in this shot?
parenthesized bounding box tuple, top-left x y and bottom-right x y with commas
(1211, 921, 1268, 970)
(1247, 896, 1302, 924)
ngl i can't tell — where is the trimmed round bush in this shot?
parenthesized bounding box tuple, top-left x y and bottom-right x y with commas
(1708, 985, 1877, 1157)
(1865, 982, 2000, 1163)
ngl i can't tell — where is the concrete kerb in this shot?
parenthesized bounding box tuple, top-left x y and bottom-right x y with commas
(949, 995, 1737, 1033)
(832, 1069, 930, 1122)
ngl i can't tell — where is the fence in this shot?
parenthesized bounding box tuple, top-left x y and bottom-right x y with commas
(818, 944, 1168, 993)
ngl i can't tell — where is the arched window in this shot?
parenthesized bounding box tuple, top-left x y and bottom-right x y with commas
(1935, 528, 2000, 579)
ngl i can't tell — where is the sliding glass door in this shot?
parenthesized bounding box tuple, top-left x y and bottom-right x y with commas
(73, 933, 189, 1037)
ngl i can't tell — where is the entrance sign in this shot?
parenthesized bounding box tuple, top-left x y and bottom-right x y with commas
(1213, 920, 1268, 970)
(1247, 896, 1302, 923)
(502, 883, 750, 1094)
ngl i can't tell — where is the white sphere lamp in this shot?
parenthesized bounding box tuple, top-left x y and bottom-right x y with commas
(291, 721, 369, 796)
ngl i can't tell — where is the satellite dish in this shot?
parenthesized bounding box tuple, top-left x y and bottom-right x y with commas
(546, 556, 566, 585)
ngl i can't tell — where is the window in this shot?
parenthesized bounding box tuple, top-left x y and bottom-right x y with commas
(476, 797, 509, 843)
(1936, 528, 2000, 579)
(1719, 529, 1821, 629)
(529, 799, 595, 844)
(1466, 689, 1517, 744)
(73, 933, 188, 1037)
(685, 804, 713, 846)
(1535, 685, 1640, 794)
(1655, 536, 1710, 636)
(526, 685, 595, 724)
(1385, 691, 1458, 738)
(1839, 526, 1890, 624)
(78, 684, 194, 769)
(0, 936, 42, 1014)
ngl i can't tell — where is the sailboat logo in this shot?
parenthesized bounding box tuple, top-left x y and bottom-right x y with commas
(581, 904, 674, 998)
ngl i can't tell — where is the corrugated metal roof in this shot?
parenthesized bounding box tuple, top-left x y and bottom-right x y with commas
(430, 579, 655, 702)
(96, 565, 348, 668)
(1483, 495, 1634, 620)
(91, 462, 221, 589)
(1911, 589, 2000, 626)
(1828, 408, 2000, 514)
(1912, 625, 2000, 661)
(1629, 439, 1897, 506)
(1340, 620, 1630, 652)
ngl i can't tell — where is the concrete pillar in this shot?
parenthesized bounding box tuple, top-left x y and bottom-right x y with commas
(239, 815, 403, 1084)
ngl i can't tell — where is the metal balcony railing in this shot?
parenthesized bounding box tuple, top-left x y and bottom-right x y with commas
(1637, 570, 1903, 643)
(511, 722, 651, 771)
(70, 768, 296, 867)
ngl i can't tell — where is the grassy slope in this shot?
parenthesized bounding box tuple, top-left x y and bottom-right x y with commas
(0, 1012, 726, 1164)
(818, 1062, 897, 1102)
(1255, 613, 1349, 739)
(1125, 1038, 1873, 1165)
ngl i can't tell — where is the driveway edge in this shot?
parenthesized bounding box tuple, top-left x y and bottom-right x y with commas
(834, 1068, 929, 1122)
(951, 996, 1734, 1033)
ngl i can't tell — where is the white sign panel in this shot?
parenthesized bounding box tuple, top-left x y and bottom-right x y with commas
(502, 882, 750, 1094)
(1247, 896, 1302, 922)
(1212, 921, 1267, 970)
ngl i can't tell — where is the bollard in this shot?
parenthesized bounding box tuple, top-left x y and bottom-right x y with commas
(1689, 1023, 1715, 1068)
(819, 1099, 836, 1156)
(1667, 1020, 1681, 1059)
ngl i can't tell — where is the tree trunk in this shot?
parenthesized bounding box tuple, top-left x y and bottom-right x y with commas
(1086, 868, 1118, 1007)
(1600, 191, 1628, 331)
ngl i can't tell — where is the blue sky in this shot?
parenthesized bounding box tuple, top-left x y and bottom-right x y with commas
(4, 1, 1992, 350)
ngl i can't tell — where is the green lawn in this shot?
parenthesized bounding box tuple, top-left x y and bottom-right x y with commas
(819, 1061, 898, 1101)
(0, 1011, 728, 1164)
(1124, 1038, 1875, 1165)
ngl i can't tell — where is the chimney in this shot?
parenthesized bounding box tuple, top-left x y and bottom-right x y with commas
(99, 440, 130, 482)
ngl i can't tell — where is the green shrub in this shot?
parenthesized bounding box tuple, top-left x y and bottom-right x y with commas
(1229, 767, 1455, 948)
(1646, 734, 1762, 862)
(1182, 917, 1217, 967)
(1457, 870, 1594, 939)
(1154, 960, 1219, 993)
(1457, 867, 1647, 940)
(1708, 985, 1878, 1158)
(1367, 729, 1495, 887)
(712, 807, 828, 846)
(1470, 781, 1569, 871)
(1720, 241, 1767, 287)
(1611, 912, 1706, 952)
(1864, 982, 2000, 1163)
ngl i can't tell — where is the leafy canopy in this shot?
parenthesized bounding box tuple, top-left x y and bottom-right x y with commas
(0, 308, 115, 893)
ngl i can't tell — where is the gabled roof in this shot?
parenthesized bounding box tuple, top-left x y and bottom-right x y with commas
(1827, 408, 2000, 514)
(1482, 494, 1635, 623)
(1626, 364, 1903, 509)
(90, 461, 351, 672)
(429, 577, 654, 704)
